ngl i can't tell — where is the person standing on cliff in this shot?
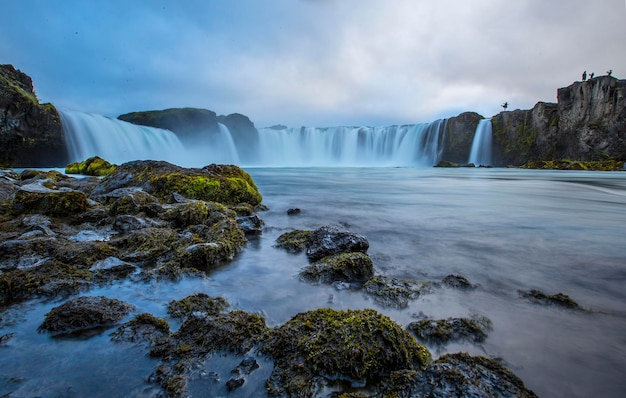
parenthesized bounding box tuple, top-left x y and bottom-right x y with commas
(582, 71, 587, 81)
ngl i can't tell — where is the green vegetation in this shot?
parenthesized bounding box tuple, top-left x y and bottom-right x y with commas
(65, 156, 117, 176)
(274, 229, 313, 253)
(407, 315, 492, 345)
(262, 308, 431, 395)
(167, 293, 229, 319)
(521, 159, 624, 171)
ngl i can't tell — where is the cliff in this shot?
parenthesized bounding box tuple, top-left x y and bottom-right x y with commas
(0, 64, 68, 167)
(119, 108, 260, 161)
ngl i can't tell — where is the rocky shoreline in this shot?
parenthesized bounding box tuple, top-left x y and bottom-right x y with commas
(1, 158, 595, 396)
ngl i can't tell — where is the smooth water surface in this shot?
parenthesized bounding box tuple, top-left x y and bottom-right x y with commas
(1, 167, 626, 397)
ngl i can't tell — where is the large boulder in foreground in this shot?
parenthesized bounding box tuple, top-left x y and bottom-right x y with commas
(0, 64, 68, 167)
(38, 296, 135, 335)
(261, 308, 431, 396)
(90, 160, 262, 206)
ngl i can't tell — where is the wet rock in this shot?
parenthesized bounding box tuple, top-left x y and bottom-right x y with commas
(407, 315, 492, 345)
(104, 188, 159, 216)
(299, 252, 374, 285)
(287, 208, 301, 215)
(380, 352, 538, 397)
(65, 156, 117, 176)
(519, 289, 581, 309)
(112, 215, 152, 233)
(305, 225, 369, 261)
(434, 160, 460, 168)
(363, 275, 434, 308)
(167, 293, 229, 320)
(12, 183, 89, 217)
(110, 313, 170, 344)
(274, 229, 312, 253)
(0, 332, 15, 345)
(90, 160, 262, 206)
(38, 296, 135, 335)
(232, 356, 260, 375)
(162, 200, 233, 228)
(261, 308, 431, 396)
(441, 274, 476, 289)
(225, 377, 245, 391)
(237, 213, 264, 235)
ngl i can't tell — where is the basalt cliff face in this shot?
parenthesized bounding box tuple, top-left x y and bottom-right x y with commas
(0, 64, 68, 167)
(488, 76, 625, 166)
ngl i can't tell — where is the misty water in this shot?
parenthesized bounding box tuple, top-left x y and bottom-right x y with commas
(1, 167, 626, 397)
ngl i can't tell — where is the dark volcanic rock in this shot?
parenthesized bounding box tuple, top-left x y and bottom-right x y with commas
(299, 251, 374, 285)
(110, 313, 170, 345)
(0, 64, 68, 167)
(440, 112, 483, 164)
(217, 113, 260, 162)
(519, 289, 581, 309)
(407, 315, 492, 345)
(305, 225, 369, 261)
(38, 296, 135, 335)
(118, 107, 220, 143)
(363, 275, 434, 308)
(274, 229, 312, 253)
(380, 352, 538, 398)
(261, 308, 431, 396)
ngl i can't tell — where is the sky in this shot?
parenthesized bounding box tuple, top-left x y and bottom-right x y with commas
(2, 0, 625, 128)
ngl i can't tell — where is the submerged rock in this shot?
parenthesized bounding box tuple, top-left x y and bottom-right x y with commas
(299, 252, 374, 285)
(38, 296, 135, 335)
(407, 315, 492, 345)
(519, 289, 581, 309)
(110, 313, 170, 344)
(363, 275, 434, 308)
(261, 308, 431, 396)
(380, 352, 538, 397)
(441, 274, 476, 289)
(306, 225, 369, 262)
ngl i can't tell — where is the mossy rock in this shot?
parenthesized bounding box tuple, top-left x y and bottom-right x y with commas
(519, 289, 581, 309)
(274, 229, 313, 253)
(65, 156, 117, 176)
(12, 187, 88, 217)
(175, 219, 247, 269)
(92, 160, 262, 206)
(167, 293, 229, 319)
(299, 252, 374, 284)
(38, 296, 135, 335)
(520, 159, 624, 171)
(363, 275, 434, 308)
(262, 308, 431, 395)
(110, 313, 170, 344)
(407, 315, 492, 345)
(162, 200, 234, 228)
(380, 352, 538, 397)
(434, 160, 460, 168)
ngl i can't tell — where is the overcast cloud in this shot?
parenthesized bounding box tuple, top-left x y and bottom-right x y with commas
(2, 0, 625, 127)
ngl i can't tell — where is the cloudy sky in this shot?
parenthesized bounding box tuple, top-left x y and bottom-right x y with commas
(2, 0, 625, 127)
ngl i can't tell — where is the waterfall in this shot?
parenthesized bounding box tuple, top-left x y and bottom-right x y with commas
(60, 110, 448, 167)
(256, 120, 446, 167)
(468, 119, 493, 166)
(60, 110, 185, 165)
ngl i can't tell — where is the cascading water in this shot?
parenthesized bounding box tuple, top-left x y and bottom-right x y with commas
(468, 118, 493, 166)
(60, 110, 185, 165)
(60, 109, 449, 167)
(256, 119, 447, 167)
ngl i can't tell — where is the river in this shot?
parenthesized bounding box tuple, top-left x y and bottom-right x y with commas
(1, 167, 625, 397)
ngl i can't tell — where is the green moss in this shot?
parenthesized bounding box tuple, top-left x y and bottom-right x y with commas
(300, 252, 374, 284)
(434, 160, 459, 168)
(407, 315, 492, 345)
(66, 156, 117, 176)
(363, 275, 433, 309)
(274, 229, 313, 253)
(167, 293, 229, 319)
(11, 189, 89, 217)
(262, 308, 431, 392)
(519, 289, 581, 309)
(520, 159, 624, 171)
(131, 313, 171, 334)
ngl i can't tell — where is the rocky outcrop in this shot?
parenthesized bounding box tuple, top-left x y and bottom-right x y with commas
(442, 76, 626, 166)
(440, 112, 483, 164)
(0, 64, 68, 167)
(217, 113, 260, 162)
(118, 107, 220, 143)
(118, 108, 260, 158)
